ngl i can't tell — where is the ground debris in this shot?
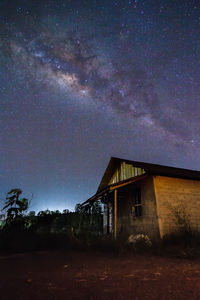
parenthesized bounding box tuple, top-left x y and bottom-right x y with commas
(63, 264, 69, 269)
(26, 278, 32, 284)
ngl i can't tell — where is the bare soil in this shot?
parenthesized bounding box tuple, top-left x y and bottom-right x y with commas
(0, 250, 200, 300)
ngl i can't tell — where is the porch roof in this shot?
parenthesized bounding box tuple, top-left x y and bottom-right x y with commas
(81, 174, 148, 208)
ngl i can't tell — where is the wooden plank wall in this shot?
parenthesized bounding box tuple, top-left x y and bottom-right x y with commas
(108, 162, 145, 185)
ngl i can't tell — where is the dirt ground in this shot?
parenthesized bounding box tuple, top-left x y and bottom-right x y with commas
(0, 250, 200, 300)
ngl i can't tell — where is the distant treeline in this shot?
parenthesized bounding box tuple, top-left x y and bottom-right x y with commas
(0, 189, 103, 253)
(0, 208, 103, 235)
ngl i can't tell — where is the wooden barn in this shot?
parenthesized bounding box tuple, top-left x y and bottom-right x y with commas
(81, 157, 200, 240)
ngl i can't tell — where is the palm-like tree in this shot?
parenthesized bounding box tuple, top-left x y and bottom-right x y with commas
(3, 188, 29, 223)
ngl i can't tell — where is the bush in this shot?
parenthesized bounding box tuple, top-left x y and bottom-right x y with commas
(126, 234, 152, 253)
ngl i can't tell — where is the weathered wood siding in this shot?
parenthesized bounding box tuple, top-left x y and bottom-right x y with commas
(153, 176, 200, 238)
(109, 162, 145, 185)
(117, 177, 160, 240)
(103, 202, 113, 235)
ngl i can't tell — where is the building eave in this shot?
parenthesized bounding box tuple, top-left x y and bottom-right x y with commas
(81, 174, 148, 207)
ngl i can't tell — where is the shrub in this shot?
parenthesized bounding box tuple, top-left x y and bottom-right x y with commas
(127, 234, 152, 252)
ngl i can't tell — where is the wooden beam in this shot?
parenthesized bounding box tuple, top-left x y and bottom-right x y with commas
(110, 174, 148, 190)
(114, 189, 117, 240)
(107, 204, 110, 234)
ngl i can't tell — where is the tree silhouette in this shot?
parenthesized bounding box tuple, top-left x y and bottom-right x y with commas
(3, 188, 29, 224)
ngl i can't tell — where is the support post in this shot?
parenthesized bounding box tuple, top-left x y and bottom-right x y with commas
(114, 189, 117, 240)
(107, 204, 110, 234)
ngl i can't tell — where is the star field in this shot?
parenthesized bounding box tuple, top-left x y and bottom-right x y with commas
(0, 0, 200, 211)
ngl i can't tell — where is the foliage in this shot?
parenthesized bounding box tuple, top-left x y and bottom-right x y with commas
(0, 214, 5, 228)
(91, 200, 103, 214)
(75, 200, 103, 214)
(0, 191, 104, 253)
(75, 203, 83, 213)
(2, 188, 29, 227)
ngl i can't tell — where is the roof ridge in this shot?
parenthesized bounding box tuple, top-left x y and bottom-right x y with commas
(111, 156, 199, 172)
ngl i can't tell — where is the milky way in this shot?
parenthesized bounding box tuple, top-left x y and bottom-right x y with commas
(1, 0, 200, 211)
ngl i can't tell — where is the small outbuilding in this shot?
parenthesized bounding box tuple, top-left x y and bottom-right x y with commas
(81, 157, 200, 240)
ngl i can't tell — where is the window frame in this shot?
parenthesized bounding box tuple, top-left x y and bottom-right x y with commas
(132, 188, 142, 217)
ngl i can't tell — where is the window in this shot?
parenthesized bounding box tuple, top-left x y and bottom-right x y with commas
(132, 189, 142, 217)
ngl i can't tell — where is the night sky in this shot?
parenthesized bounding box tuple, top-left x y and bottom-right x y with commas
(1, 0, 200, 212)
